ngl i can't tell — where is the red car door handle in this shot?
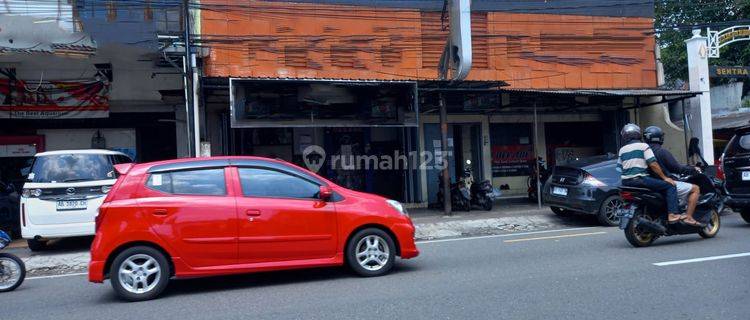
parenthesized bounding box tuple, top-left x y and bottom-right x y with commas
(245, 209, 261, 217)
(153, 209, 168, 216)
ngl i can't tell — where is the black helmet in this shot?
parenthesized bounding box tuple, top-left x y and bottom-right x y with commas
(643, 126, 664, 144)
(620, 123, 642, 142)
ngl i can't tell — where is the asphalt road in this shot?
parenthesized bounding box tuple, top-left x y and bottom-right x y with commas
(4, 215, 749, 320)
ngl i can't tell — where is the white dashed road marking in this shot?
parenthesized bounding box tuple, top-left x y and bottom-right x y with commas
(653, 252, 750, 267)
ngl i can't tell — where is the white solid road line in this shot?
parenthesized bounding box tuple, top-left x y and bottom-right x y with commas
(25, 227, 602, 281)
(416, 226, 601, 244)
(503, 231, 607, 243)
(654, 252, 750, 267)
(26, 272, 88, 281)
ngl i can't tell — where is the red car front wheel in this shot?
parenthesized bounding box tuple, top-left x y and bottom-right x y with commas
(346, 228, 395, 277)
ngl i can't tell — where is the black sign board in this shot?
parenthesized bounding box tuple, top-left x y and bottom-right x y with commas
(710, 66, 750, 78)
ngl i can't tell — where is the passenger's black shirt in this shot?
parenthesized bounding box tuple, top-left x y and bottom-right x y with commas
(648, 143, 696, 176)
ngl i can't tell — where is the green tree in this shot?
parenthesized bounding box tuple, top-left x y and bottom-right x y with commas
(656, 0, 750, 85)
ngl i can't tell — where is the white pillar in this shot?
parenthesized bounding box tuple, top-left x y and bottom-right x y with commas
(685, 29, 715, 164)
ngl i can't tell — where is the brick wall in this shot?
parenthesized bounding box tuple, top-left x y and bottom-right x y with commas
(201, 0, 657, 89)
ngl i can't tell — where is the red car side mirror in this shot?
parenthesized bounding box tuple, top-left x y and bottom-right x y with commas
(319, 186, 333, 201)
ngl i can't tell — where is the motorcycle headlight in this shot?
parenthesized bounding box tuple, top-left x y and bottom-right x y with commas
(386, 199, 408, 217)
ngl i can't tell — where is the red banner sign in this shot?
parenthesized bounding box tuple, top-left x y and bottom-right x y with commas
(492, 145, 533, 177)
(0, 77, 109, 119)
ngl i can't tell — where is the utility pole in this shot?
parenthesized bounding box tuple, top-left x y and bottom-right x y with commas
(439, 92, 452, 215)
(437, 0, 472, 216)
(183, 0, 196, 157)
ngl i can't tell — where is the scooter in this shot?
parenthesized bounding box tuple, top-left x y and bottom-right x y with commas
(436, 177, 471, 211)
(617, 172, 721, 248)
(0, 229, 25, 292)
(435, 160, 485, 211)
(464, 160, 497, 211)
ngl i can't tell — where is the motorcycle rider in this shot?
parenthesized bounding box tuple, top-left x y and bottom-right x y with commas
(617, 124, 682, 223)
(643, 126, 704, 227)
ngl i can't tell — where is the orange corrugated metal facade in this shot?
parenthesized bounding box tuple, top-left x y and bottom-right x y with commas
(201, 0, 656, 89)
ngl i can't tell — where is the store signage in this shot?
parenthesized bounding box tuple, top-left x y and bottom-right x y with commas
(0, 72, 109, 119)
(710, 66, 750, 78)
(491, 145, 533, 177)
(0, 144, 37, 157)
(708, 26, 750, 58)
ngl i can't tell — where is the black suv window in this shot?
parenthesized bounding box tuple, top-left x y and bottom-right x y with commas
(238, 168, 320, 199)
(725, 133, 750, 157)
(146, 168, 226, 195)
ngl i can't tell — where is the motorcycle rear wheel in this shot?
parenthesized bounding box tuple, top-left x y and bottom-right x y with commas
(624, 212, 656, 248)
(482, 199, 493, 211)
(0, 253, 25, 292)
(698, 209, 721, 239)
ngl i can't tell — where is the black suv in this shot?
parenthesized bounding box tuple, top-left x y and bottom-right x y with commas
(720, 126, 750, 223)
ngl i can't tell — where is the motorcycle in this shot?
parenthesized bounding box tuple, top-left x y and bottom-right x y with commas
(527, 157, 550, 202)
(617, 172, 721, 247)
(435, 160, 497, 211)
(710, 176, 728, 214)
(436, 176, 471, 211)
(464, 160, 497, 211)
(0, 229, 25, 292)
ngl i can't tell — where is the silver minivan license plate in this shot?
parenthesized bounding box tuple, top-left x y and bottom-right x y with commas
(57, 200, 87, 211)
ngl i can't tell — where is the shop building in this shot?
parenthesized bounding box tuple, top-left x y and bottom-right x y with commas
(0, 1, 186, 188)
(195, 0, 695, 205)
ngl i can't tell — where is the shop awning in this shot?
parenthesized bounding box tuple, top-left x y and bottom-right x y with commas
(418, 80, 509, 92)
(674, 111, 750, 131)
(495, 88, 700, 98)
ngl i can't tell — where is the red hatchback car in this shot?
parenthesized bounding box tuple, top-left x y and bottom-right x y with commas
(89, 157, 418, 301)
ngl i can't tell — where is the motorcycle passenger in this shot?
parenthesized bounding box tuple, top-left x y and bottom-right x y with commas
(617, 124, 682, 223)
(643, 126, 704, 227)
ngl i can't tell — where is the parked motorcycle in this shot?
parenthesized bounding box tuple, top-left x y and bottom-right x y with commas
(527, 157, 550, 202)
(436, 176, 471, 211)
(436, 160, 497, 211)
(464, 160, 497, 211)
(618, 172, 721, 247)
(0, 229, 25, 292)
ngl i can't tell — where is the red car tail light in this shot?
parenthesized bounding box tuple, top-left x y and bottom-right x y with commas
(716, 154, 725, 181)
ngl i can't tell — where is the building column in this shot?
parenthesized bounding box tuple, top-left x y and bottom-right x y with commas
(685, 29, 715, 164)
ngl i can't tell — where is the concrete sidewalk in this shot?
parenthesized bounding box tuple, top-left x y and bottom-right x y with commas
(7, 200, 599, 277)
(408, 200, 597, 240)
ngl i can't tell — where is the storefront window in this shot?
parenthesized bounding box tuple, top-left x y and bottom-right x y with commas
(545, 122, 603, 166)
(490, 124, 534, 177)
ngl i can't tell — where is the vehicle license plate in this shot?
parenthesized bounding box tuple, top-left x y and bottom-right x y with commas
(56, 200, 87, 211)
(616, 207, 635, 218)
(552, 187, 568, 196)
(742, 171, 750, 181)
